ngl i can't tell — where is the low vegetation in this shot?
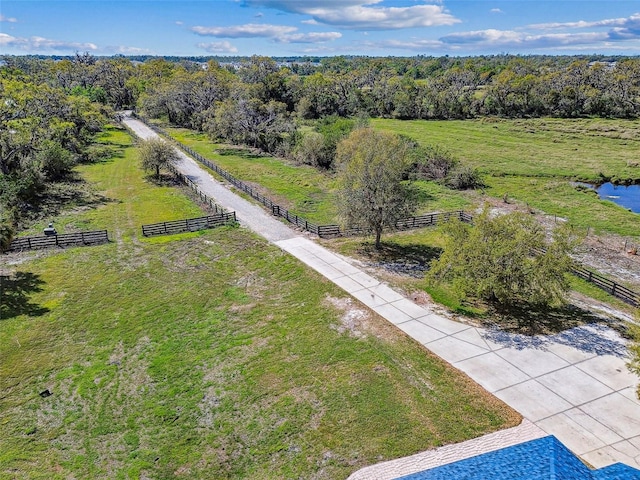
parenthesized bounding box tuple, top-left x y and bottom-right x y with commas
(0, 127, 519, 478)
(427, 209, 579, 309)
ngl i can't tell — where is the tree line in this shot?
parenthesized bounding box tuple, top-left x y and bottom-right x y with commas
(2, 52, 640, 245)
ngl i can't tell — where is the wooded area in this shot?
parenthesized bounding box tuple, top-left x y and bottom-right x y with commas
(2, 52, 640, 241)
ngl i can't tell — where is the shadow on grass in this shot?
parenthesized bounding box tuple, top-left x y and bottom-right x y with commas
(357, 241, 443, 265)
(29, 179, 116, 221)
(145, 173, 182, 187)
(0, 272, 49, 320)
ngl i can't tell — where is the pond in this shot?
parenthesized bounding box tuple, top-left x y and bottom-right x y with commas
(578, 182, 640, 213)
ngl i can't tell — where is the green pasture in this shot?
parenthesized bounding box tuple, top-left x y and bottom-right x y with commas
(0, 127, 518, 479)
(374, 118, 640, 238)
(163, 126, 471, 225)
(166, 127, 340, 225)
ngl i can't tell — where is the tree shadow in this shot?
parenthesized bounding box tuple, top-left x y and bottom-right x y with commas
(0, 272, 49, 320)
(487, 302, 615, 336)
(482, 303, 630, 357)
(144, 173, 181, 187)
(23, 180, 116, 223)
(357, 241, 443, 278)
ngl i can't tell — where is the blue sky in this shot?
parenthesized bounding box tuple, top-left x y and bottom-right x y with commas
(2, 1, 640, 57)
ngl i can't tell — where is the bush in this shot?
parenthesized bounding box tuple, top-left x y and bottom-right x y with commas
(411, 145, 458, 181)
(0, 223, 14, 253)
(427, 207, 580, 309)
(446, 164, 484, 190)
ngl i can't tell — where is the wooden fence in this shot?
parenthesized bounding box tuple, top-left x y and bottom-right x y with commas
(142, 212, 237, 237)
(7, 230, 109, 252)
(133, 114, 474, 239)
(133, 115, 640, 307)
(571, 266, 639, 307)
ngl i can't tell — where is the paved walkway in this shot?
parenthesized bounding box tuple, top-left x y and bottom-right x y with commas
(123, 115, 640, 477)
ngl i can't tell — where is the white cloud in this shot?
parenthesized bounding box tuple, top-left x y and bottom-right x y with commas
(0, 14, 17, 23)
(0, 33, 97, 51)
(191, 22, 341, 44)
(490, 8, 502, 14)
(440, 28, 608, 49)
(365, 38, 444, 50)
(175, 21, 184, 26)
(197, 41, 239, 53)
(528, 13, 640, 30)
(110, 45, 151, 54)
(244, 0, 460, 30)
(191, 23, 297, 38)
(276, 31, 342, 43)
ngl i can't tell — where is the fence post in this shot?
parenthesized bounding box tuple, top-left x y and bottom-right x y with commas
(588, 271, 593, 282)
(612, 283, 617, 297)
(164, 222, 168, 234)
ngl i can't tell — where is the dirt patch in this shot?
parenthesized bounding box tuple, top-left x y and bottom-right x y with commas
(325, 296, 369, 338)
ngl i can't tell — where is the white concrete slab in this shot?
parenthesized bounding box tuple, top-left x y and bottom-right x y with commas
(581, 447, 627, 470)
(620, 386, 640, 402)
(494, 380, 572, 422)
(537, 365, 614, 405)
(561, 407, 626, 447)
(371, 303, 414, 325)
(536, 412, 612, 455)
(307, 261, 345, 280)
(390, 298, 431, 319)
(545, 341, 597, 364)
(576, 355, 638, 391)
(350, 288, 395, 309)
(455, 352, 530, 393)
(424, 336, 490, 364)
(415, 314, 471, 335)
(579, 393, 640, 439)
(331, 275, 368, 294)
(452, 328, 503, 352)
(330, 260, 363, 276)
(367, 283, 406, 304)
(583, 444, 640, 470)
(497, 346, 569, 378)
(397, 320, 447, 345)
(350, 271, 380, 289)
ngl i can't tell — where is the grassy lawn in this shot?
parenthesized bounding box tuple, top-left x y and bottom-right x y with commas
(165, 127, 340, 225)
(162, 126, 471, 224)
(373, 118, 640, 238)
(0, 127, 519, 479)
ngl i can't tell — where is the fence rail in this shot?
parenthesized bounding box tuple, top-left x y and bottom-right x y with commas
(134, 115, 474, 239)
(571, 266, 639, 307)
(142, 212, 237, 237)
(7, 230, 109, 252)
(133, 114, 640, 306)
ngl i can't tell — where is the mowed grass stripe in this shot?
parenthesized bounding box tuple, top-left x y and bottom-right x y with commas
(0, 126, 518, 479)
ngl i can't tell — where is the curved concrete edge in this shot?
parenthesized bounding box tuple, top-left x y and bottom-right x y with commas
(347, 419, 546, 480)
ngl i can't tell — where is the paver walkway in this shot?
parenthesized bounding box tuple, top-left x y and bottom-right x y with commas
(123, 114, 640, 477)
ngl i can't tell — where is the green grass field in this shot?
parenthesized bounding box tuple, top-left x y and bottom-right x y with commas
(163, 126, 472, 225)
(162, 119, 640, 239)
(0, 127, 518, 479)
(373, 118, 640, 238)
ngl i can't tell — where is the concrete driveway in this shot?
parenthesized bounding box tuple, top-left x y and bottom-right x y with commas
(122, 114, 640, 475)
